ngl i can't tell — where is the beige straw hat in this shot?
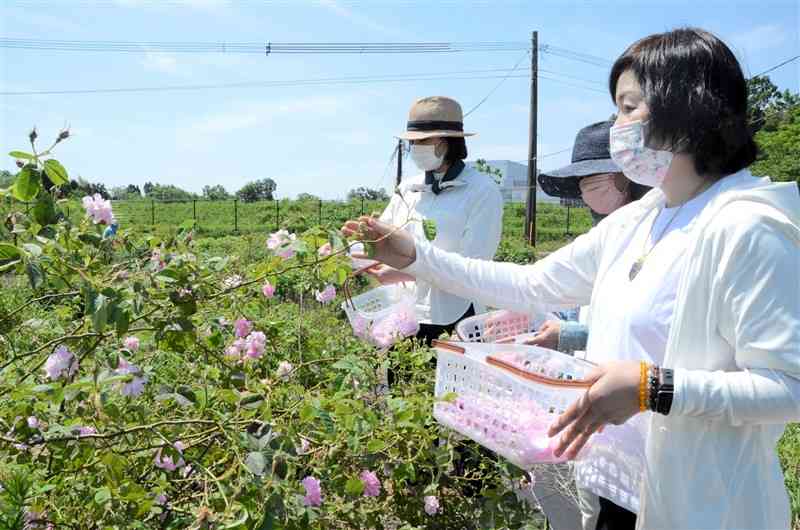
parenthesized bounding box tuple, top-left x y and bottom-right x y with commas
(396, 96, 476, 141)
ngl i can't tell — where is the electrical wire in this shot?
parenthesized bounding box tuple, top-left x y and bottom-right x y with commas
(751, 55, 800, 79)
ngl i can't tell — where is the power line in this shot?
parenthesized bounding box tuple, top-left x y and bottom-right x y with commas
(751, 55, 800, 79)
(463, 51, 530, 117)
(0, 67, 607, 96)
(0, 38, 529, 54)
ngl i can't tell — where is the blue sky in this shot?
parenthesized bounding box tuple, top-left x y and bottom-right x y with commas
(1, 0, 798, 199)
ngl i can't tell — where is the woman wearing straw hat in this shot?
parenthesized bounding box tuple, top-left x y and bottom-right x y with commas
(370, 96, 504, 345)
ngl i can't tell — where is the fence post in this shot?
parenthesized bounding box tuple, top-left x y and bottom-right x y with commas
(566, 205, 571, 236)
(276, 200, 280, 228)
(234, 199, 239, 232)
(193, 199, 197, 222)
(151, 200, 155, 225)
(361, 196, 365, 215)
(318, 199, 322, 225)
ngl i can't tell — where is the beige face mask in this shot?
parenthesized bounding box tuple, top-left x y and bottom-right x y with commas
(410, 144, 445, 172)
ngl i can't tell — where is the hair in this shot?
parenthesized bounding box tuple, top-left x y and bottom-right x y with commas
(443, 136, 468, 162)
(609, 27, 757, 179)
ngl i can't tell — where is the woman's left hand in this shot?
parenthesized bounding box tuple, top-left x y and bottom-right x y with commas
(547, 360, 643, 460)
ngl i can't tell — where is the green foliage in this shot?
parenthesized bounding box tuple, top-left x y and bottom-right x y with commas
(347, 187, 390, 202)
(751, 106, 800, 184)
(237, 178, 277, 203)
(0, 131, 543, 529)
(748, 76, 800, 134)
(474, 159, 503, 185)
(202, 184, 231, 201)
(143, 182, 197, 201)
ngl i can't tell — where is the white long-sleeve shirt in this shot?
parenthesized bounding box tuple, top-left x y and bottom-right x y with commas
(402, 170, 800, 529)
(380, 165, 503, 325)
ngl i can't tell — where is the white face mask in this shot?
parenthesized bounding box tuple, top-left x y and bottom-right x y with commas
(609, 120, 673, 188)
(410, 143, 445, 172)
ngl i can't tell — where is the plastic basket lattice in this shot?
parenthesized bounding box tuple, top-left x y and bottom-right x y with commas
(341, 285, 419, 348)
(455, 309, 555, 344)
(433, 341, 595, 468)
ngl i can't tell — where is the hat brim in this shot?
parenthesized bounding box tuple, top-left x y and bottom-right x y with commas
(537, 159, 620, 199)
(395, 130, 476, 141)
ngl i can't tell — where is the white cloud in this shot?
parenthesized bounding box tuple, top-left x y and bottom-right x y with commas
(734, 24, 790, 53)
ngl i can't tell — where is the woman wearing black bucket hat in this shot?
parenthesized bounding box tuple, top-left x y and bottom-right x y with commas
(538, 120, 650, 225)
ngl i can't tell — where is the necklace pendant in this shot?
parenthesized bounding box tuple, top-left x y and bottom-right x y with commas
(629, 257, 645, 281)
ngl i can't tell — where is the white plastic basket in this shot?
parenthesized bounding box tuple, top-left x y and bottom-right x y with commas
(433, 340, 595, 468)
(342, 285, 419, 348)
(455, 309, 556, 344)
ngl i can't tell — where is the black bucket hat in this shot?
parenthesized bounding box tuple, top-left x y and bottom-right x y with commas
(538, 120, 621, 199)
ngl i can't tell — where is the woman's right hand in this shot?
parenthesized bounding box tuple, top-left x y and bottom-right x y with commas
(341, 216, 417, 270)
(363, 264, 416, 285)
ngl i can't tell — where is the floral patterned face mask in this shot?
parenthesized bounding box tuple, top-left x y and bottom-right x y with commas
(609, 120, 673, 188)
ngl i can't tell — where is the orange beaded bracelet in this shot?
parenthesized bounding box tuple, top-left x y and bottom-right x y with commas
(639, 361, 649, 412)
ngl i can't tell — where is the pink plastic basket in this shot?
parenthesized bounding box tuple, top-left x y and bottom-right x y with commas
(455, 309, 555, 344)
(433, 340, 595, 468)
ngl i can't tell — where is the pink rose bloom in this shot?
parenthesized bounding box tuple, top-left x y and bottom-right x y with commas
(155, 493, 168, 505)
(424, 495, 440, 515)
(276, 361, 293, 381)
(77, 426, 97, 436)
(115, 358, 147, 397)
(261, 281, 276, 299)
(360, 470, 381, 497)
(150, 249, 166, 271)
(315, 284, 336, 304)
(267, 230, 297, 259)
(224, 345, 241, 360)
(81, 194, 114, 225)
(297, 438, 311, 454)
(301, 476, 323, 507)
(154, 442, 185, 471)
(245, 331, 267, 359)
(43, 345, 78, 380)
(318, 242, 332, 256)
(27, 416, 39, 429)
(234, 319, 252, 338)
(123, 336, 140, 352)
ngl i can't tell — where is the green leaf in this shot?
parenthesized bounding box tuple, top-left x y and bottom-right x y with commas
(22, 243, 42, 257)
(43, 159, 68, 185)
(9, 151, 35, 160)
(0, 243, 21, 261)
(366, 439, 386, 453)
(345, 477, 365, 496)
(91, 293, 110, 333)
(94, 486, 111, 505)
(244, 452, 266, 476)
(32, 192, 59, 226)
(11, 165, 40, 201)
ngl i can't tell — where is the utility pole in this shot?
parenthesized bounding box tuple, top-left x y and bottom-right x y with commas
(524, 30, 539, 246)
(396, 139, 403, 188)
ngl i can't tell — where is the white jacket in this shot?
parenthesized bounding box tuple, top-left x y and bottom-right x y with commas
(403, 170, 800, 529)
(381, 165, 503, 325)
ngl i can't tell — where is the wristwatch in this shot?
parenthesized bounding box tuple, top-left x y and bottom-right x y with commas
(655, 368, 674, 415)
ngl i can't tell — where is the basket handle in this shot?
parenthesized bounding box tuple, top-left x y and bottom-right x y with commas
(432, 340, 465, 354)
(486, 356, 592, 388)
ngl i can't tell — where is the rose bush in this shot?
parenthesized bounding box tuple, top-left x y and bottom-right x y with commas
(0, 131, 542, 529)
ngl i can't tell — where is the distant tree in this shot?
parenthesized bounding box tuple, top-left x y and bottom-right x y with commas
(751, 105, 800, 183)
(202, 184, 231, 201)
(236, 178, 277, 202)
(126, 184, 142, 197)
(347, 187, 389, 201)
(143, 183, 196, 201)
(748, 76, 800, 133)
(296, 193, 320, 202)
(71, 177, 110, 199)
(110, 185, 142, 200)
